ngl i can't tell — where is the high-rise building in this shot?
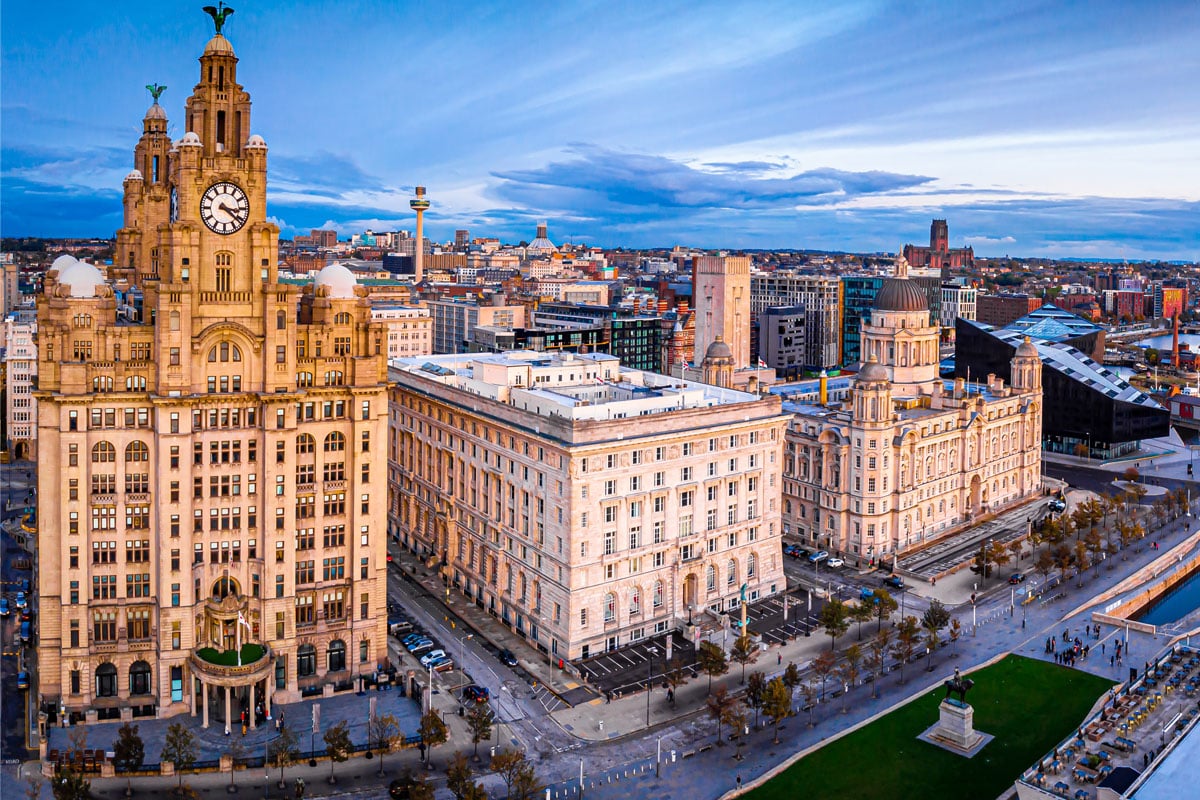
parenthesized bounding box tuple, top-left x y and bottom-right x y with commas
(35, 22, 389, 727)
(4, 307, 38, 460)
(694, 255, 751, 369)
(939, 282, 977, 329)
(758, 306, 808, 381)
(750, 272, 841, 369)
(371, 305, 432, 360)
(454, 230, 470, 249)
(387, 351, 789, 660)
(427, 299, 526, 354)
(840, 275, 885, 366)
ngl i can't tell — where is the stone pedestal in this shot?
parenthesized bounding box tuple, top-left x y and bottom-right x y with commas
(917, 699, 993, 757)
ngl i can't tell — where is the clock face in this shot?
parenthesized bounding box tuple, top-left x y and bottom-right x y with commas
(199, 181, 249, 235)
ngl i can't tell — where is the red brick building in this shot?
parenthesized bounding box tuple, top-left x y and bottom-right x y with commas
(903, 219, 974, 271)
(976, 293, 1045, 327)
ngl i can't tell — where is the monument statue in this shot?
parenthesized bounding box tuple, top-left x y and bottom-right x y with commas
(145, 84, 167, 103)
(202, 2, 235, 35)
(943, 667, 974, 705)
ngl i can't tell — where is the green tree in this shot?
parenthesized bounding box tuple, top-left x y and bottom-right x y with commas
(782, 661, 802, 696)
(323, 720, 352, 784)
(417, 710, 447, 769)
(921, 600, 950, 671)
(818, 598, 849, 650)
(269, 723, 300, 789)
(160, 722, 198, 793)
(697, 640, 728, 692)
(745, 670, 766, 726)
(762, 677, 791, 744)
(706, 684, 737, 744)
(849, 601, 873, 641)
(731, 635, 755, 684)
(466, 704, 494, 760)
(871, 589, 898, 632)
(892, 616, 921, 685)
(112, 722, 145, 797)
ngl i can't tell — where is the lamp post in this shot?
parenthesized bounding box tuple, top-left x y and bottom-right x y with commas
(646, 649, 654, 728)
(459, 633, 473, 692)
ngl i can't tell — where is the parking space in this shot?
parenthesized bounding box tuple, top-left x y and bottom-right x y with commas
(576, 633, 697, 697)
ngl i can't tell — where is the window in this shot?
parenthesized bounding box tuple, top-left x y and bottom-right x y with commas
(94, 661, 118, 697)
(324, 432, 345, 452)
(327, 640, 346, 672)
(604, 593, 616, 622)
(295, 595, 315, 627)
(296, 561, 314, 584)
(93, 612, 117, 643)
(92, 441, 116, 463)
(297, 643, 316, 676)
(322, 590, 345, 620)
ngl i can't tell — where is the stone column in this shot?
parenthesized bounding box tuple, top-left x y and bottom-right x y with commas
(189, 676, 196, 717)
(249, 683, 256, 730)
(264, 681, 271, 719)
(224, 685, 231, 731)
(202, 680, 210, 729)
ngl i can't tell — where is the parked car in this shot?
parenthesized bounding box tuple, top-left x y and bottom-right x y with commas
(0, 598, 9, 617)
(1008, 572, 1027, 584)
(860, 587, 875, 601)
(882, 575, 905, 590)
(401, 633, 427, 646)
(19, 620, 31, 643)
(409, 640, 436, 655)
(808, 551, 829, 564)
(461, 685, 490, 704)
(20, 579, 30, 593)
(498, 649, 519, 667)
(826, 557, 845, 568)
(431, 657, 455, 673)
(1048, 499, 1067, 513)
(783, 544, 803, 558)
(17, 671, 30, 690)
(420, 650, 448, 667)
(15, 591, 27, 609)
(389, 617, 413, 636)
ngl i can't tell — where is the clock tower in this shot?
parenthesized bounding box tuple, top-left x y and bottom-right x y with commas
(36, 11, 390, 726)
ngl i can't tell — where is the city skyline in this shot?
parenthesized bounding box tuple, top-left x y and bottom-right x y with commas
(2, 0, 1199, 259)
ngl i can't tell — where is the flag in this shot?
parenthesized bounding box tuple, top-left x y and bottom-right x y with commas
(757, 358, 767, 368)
(236, 611, 253, 633)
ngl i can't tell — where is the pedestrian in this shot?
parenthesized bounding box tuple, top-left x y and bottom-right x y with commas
(1102, 643, 1105, 655)
(736, 775, 743, 792)
(1111, 655, 1115, 667)
(778, 653, 782, 666)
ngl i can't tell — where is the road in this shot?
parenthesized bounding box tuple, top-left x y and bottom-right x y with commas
(0, 460, 36, 763)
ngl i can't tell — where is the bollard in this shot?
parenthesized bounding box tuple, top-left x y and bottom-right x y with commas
(598, 720, 604, 732)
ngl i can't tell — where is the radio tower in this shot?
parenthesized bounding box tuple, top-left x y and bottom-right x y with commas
(410, 186, 430, 283)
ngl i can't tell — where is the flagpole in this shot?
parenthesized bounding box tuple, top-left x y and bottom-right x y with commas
(237, 612, 243, 666)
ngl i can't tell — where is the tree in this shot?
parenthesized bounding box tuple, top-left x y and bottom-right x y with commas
(112, 722, 145, 797)
(1123, 465, 1140, 484)
(948, 618, 963, 659)
(491, 748, 534, 799)
(466, 704, 494, 760)
(731, 635, 755, 684)
(161, 722, 198, 793)
(447, 752, 486, 800)
(664, 657, 688, 705)
(269, 723, 300, 789)
(323, 721, 352, 785)
(840, 645, 862, 713)
(872, 589, 898, 632)
(811, 650, 837, 702)
(973, 540, 1010, 583)
(762, 677, 792, 744)
(782, 661, 802, 697)
(223, 738, 247, 794)
(745, 671, 766, 727)
(802, 676, 818, 727)
(1008, 539, 1023, 566)
(1035, 548, 1055, 576)
(697, 640, 728, 692)
(417, 710, 447, 770)
(849, 601, 873, 641)
(892, 616, 920, 685)
(706, 684, 737, 744)
(866, 628, 891, 699)
(921, 600, 950, 671)
(51, 765, 90, 800)
(818, 598, 849, 650)
(509, 759, 544, 800)
(728, 703, 749, 761)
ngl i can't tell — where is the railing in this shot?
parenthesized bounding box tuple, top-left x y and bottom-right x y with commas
(199, 291, 252, 304)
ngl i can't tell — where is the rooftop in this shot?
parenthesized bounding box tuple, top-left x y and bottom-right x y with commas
(1003, 304, 1105, 342)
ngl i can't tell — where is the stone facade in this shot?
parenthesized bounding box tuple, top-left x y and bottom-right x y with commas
(35, 29, 389, 725)
(388, 351, 789, 660)
(782, 269, 1043, 562)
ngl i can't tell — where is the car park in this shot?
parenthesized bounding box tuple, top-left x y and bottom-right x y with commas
(498, 649, 518, 667)
(460, 685, 490, 704)
(1008, 572, 1026, 584)
(808, 551, 829, 564)
(419, 650, 447, 667)
(826, 557, 845, 568)
(0, 598, 9, 617)
(882, 575, 905, 590)
(17, 671, 30, 690)
(15, 591, 27, 609)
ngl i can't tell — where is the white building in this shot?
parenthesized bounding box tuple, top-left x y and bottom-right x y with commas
(4, 307, 37, 460)
(371, 305, 432, 360)
(940, 282, 977, 329)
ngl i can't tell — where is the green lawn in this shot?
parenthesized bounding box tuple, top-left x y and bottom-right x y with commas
(746, 655, 1113, 800)
(196, 643, 265, 666)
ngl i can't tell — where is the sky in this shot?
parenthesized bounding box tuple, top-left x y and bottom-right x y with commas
(2, 0, 1199, 260)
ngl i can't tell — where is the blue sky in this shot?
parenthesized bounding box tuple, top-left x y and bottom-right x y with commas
(3, 0, 1199, 259)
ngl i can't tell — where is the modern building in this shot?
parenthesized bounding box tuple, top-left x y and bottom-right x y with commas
(468, 325, 607, 356)
(531, 303, 663, 373)
(387, 350, 789, 660)
(4, 307, 38, 460)
(371, 305, 432, 360)
(427, 299, 526, 354)
(751, 272, 841, 368)
(782, 261, 1044, 562)
(976, 293, 1045, 327)
(841, 275, 885, 367)
(940, 282, 977, 329)
(35, 25, 390, 727)
(903, 219, 974, 271)
(694, 255, 751, 370)
(956, 310, 1168, 459)
(758, 306, 809, 380)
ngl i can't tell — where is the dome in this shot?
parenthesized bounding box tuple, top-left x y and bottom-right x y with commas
(1014, 336, 1039, 358)
(245, 134, 267, 149)
(703, 336, 734, 363)
(313, 262, 358, 299)
(180, 131, 202, 147)
(874, 277, 928, 313)
(55, 258, 107, 299)
(51, 254, 78, 273)
(144, 102, 167, 121)
(856, 355, 889, 384)
(204, 34, 235, 56)
(124, 169, 144, 183)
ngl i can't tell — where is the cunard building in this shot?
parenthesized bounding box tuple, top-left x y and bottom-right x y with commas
(35, 15, 389, 727)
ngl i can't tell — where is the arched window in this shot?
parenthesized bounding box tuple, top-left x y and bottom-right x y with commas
(630, 587, 641, 616)
(653, 580, 664, 609)
(323, 432, 345, 452)
(126, 441, 149, 462)
(95, 663, 118, 698)
(92, 442, 116, 463)
(727, 559, 737, 587)
(296, 434, 315, 454)
(209, 342, 243, 363)
(130, 660, 152, 695)
(125, 375, 147, 390)
(747, 553, 757, 579)
(297, 644, 316, 677)
(333, 312, 351, 325)
(603, 592, 615, 622)
(328, 640, 346, 672)
(211, 577, 239, 600)
(92, 376, 113, 392)
(706, 564, 716, 592)
(297, 372, 313, 387)
(324, 370, 344, 386)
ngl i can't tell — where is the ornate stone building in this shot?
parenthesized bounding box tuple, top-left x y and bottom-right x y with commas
(782, 261, 1043, 563)
(35, 23, 389, 726)
(388, 351, 789, 661)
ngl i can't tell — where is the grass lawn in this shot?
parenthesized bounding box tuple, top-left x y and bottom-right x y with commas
(196, 643, 265, 666)
(746, 655, 1113, 800)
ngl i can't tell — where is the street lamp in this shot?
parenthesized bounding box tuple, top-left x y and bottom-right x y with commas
(458, 633, 473, 692)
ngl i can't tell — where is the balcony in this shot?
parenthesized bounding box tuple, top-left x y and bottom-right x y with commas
(189, 643, 275, 685)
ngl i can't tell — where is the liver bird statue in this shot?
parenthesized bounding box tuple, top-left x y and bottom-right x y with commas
(146, 84, 167, 103)
(202, 3, 235, 35)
